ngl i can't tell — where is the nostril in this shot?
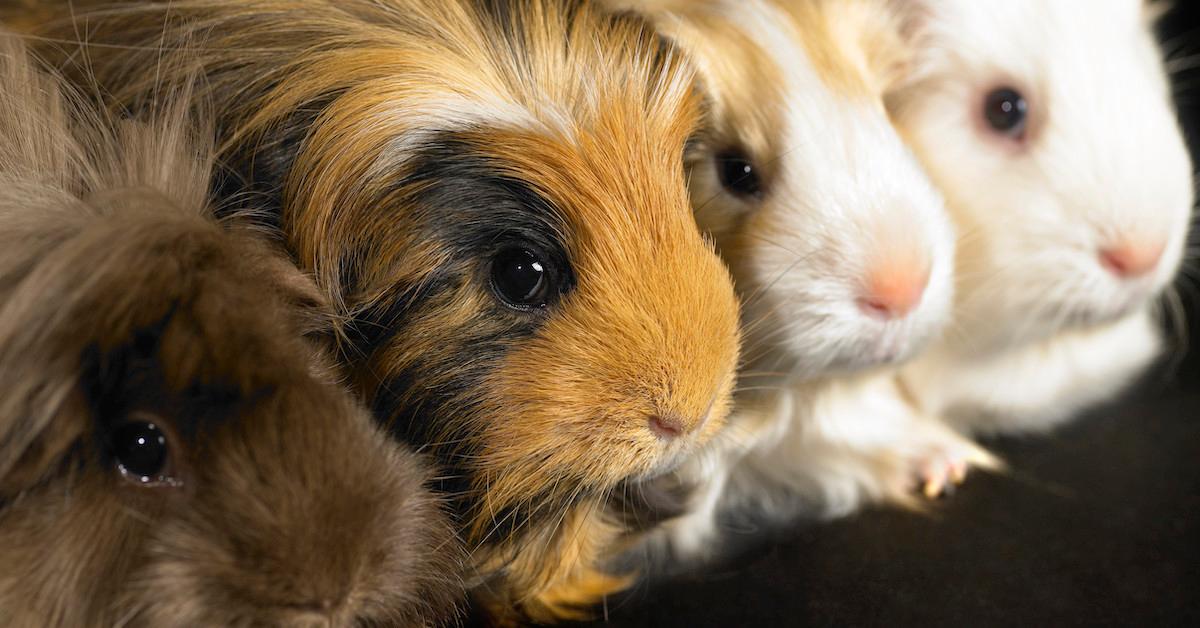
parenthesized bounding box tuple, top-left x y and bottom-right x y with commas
(858, 296, 901, 318)
(1100, 242, 1164, 279)
(649, 414, 685, 440)
(858, 265, 930, 320)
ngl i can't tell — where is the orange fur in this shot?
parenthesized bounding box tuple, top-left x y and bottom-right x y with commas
(25, 0, 742, 620)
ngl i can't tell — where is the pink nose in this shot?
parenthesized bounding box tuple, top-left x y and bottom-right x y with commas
(858, 263, 931, 319)
(649, 414, 686, 440)
(1099, 241, 1164, 279)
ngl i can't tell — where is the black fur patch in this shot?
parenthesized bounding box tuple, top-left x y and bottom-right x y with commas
(342, 271, 459, 357)
(396, 134, 574, 281)
(367, 323, 509, 452)
(343, 133, 584, 540)
(211, 90, 346, 230)
(343, 130, 575, 365)
(80, 307, 264, 453)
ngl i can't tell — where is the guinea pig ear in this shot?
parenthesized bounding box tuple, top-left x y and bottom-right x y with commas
(876, 0, 944, 92)
(844, 0, 919, 94)
(880, 0, 930, 36)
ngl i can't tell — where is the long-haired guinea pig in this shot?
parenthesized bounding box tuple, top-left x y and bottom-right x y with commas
(605, 0, 998, 564)
(29, 0, 742, 621)
(886, 0, 1193, 436)
(0, 37, 462, 626)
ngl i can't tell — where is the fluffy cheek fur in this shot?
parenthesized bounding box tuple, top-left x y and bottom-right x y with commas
(888, 0, 1194, 354)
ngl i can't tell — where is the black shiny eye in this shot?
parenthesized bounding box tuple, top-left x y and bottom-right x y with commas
(111, 421, 169, 482)
(716, 150, 762, 198)
(490, 247, 550, 309)
(983, 87, 1028, 137)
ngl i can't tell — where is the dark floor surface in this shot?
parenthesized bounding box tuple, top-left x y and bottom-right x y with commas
(581, 372, 1200, 627)
(565, 7, 1200, 627)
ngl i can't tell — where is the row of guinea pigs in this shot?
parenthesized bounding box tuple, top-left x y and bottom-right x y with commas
(0, 0, 1192, 625)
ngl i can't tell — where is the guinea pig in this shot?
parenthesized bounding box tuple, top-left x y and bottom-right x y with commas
(29, 0, 743, 621)
(606, 0, 996, 564)
(0, 36, 462, 626)
(885, 0, 1194, 435)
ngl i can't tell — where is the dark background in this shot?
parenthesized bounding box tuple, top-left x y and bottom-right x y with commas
(571, 6, 1200, 627)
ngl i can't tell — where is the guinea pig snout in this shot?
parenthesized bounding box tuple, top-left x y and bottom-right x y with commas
(649, 414, 686, 439)
(189, 402, 452, 625)
(857, 260, 932, 320)
(1099, 239, 1165, 280)
(648, 405, 712, 441)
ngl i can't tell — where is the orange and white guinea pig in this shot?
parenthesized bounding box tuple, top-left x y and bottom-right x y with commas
(0, 36, 462, 626)
(887, 0, 1193, 435)
(607, 0, 996, 564)
(29, 0, 743, 622)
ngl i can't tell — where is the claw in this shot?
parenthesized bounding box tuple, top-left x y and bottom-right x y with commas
(918, 458, 968, 499)
(949, 461, 968, 485)
(906, 433, 1000, 502)
(922, 473, 945, 499)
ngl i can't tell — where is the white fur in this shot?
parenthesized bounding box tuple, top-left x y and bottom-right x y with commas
(903, 308, 1163, 434)
(631, 0, 983, 561)
(888, 0, 1194, 434)
(657, 370, 996, 559)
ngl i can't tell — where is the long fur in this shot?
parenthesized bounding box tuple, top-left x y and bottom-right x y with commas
(886, 0, 1194, 434)
(0, 35, 463, 626)
(25, 1, 744, 621)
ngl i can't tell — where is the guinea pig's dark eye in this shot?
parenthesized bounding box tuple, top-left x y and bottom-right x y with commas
(716, 149, 762, 198)
(490, 247, 551, 309)
(983, 87, 1028, 137)
(111, 420, 170, 484)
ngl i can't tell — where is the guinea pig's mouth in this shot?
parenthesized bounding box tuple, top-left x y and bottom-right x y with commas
(819, 324, 925, 375)
(633, 445, 698, 482)
(1047, 293, 1146, 332)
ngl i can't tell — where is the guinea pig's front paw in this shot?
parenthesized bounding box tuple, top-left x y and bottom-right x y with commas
(916, 454, 968, 499)
(909, 432, 1000, 499)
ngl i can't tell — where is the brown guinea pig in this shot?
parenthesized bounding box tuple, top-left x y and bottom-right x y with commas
(27, 0, 744, 622)
(0, 36, 462, 626)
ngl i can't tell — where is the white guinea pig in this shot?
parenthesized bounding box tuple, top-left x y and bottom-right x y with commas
(887, 0, 1194, 435)
(612, 0, 997, 563)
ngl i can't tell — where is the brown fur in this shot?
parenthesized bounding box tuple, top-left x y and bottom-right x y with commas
(21, 0, 742, 621)
(0, 35, 463, 626)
